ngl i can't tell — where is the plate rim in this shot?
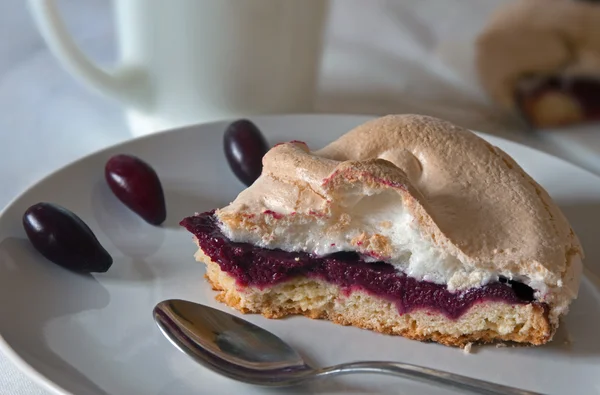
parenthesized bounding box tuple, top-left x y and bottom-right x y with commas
(1, 113, 599, 395)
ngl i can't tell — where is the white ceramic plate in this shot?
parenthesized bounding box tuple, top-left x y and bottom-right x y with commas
(1, 115, 599, 395)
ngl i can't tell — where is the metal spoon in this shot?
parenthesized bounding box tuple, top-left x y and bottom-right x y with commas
(153, 299, 542, 395)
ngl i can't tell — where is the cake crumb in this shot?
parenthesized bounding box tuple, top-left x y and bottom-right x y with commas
(380, 221, 392, 229)
(463, 342, 473, 354)
(294, 257, 300, 262)
(495, 343, 507, 348)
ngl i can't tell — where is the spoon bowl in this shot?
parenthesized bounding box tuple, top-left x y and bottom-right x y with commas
(153, 299, 543, 394)
(154, 299, 312, 385)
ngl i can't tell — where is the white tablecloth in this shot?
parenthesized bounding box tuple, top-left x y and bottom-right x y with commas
(1, 0, 599, 393)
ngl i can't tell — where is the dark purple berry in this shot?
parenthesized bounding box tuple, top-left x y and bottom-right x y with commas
(105, 154, 166, 225)
(23, 203, 113, 273)
(223, 119, 269, 186)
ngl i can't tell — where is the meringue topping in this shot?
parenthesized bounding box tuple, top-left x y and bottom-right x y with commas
(215, 115, 583, 322)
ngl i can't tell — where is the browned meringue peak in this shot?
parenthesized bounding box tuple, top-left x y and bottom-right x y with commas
(476, 0, 600, 109)
(216, 115, 582, 289)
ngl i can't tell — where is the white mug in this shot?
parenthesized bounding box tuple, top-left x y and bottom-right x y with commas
(27, 0, 329, 136)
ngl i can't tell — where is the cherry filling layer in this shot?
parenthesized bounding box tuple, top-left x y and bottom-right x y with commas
(181, 212, 542, 320)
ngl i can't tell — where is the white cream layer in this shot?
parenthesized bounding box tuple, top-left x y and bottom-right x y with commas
(217, 189, 543, 292)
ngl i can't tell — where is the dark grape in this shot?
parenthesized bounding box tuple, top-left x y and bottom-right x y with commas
(223, 119, 269, 186)
(105, 154, 166, 225)
(23, 203, 113, 273)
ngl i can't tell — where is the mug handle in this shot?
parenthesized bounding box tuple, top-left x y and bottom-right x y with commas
(27, 0, 152, 111)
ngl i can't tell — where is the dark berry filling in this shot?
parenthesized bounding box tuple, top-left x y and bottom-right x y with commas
(516, 75, 600, 122)
(180, 212, 540, 320)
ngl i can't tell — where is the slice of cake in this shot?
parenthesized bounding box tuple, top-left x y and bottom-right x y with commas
(181, 115, 583, 347)
(476, 0, 600, 128)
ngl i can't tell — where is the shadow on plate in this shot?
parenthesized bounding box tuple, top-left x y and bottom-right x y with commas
(161, 186, 225, 230)
(91, 181, 166, 259)
(91, 180, 215, 283)
(281, 345, 385, 394)
(0, 237, 111, 395)
(155, 367, 382, 395)
(91, 178, 226, 232)
(537, 201, 600, 357)
(96, 256, 157, 283)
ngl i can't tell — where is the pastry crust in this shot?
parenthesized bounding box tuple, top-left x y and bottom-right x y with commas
(519, 90, 585, 127)
(199, 251, 552, 348)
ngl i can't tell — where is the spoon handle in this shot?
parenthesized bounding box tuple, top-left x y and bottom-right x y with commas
(312, 361, 543, 395)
